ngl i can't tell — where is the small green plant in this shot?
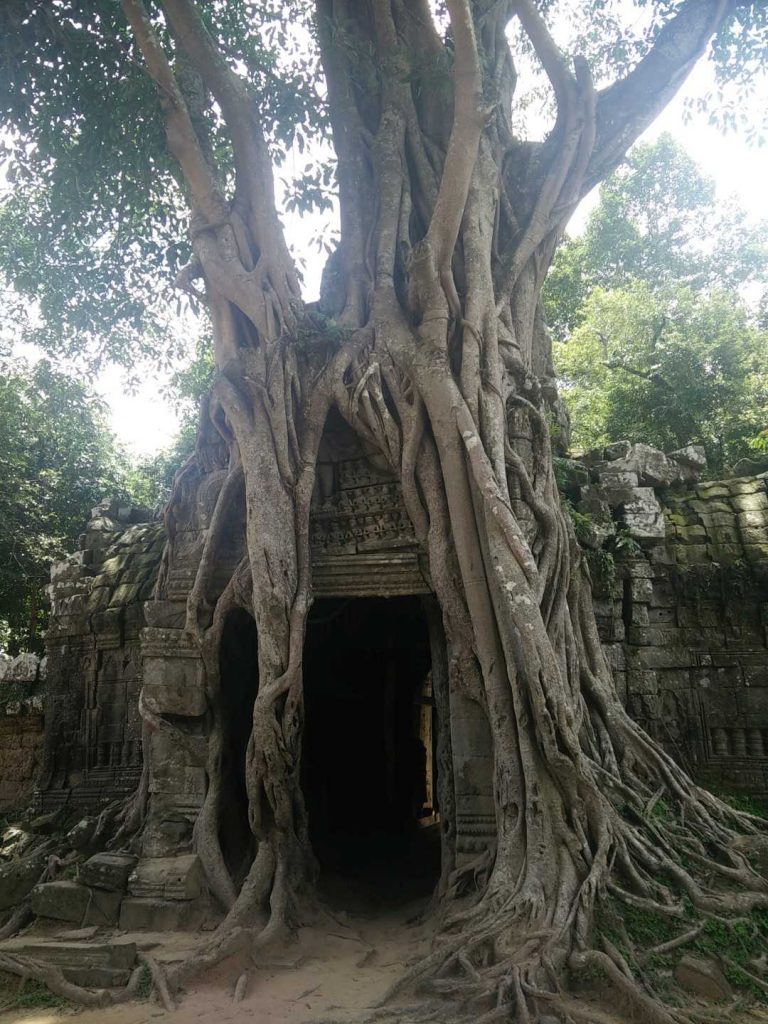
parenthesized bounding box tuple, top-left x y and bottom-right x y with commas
(585, 547, 616, 593)
(136, 962, 153, 999)
(0, 977, 72, 1011)
(613, 525, 642, 558)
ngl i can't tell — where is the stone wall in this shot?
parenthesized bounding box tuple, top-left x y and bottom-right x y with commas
(40, 500, 164, 811)
(561, 442, 768, 798)
(0, 653, 45, 811)
(35, 446, 768, 834)
(25, 438, 768, 929)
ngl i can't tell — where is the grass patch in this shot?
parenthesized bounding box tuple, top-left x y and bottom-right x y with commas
(717, 792, 768, 819)
(600, 898, 768, 1006)
(0, 975, 72, 1012)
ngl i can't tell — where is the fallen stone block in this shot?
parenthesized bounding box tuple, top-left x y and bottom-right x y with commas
(0, 851, 48, 911)
(674, 955, 732, 1002)
(119, 896, 204, 932)
(31, 880, 122, 926)
(79, 853, 137, 893)
(15, 940, 137, 970)
(128, 854, 204, 901)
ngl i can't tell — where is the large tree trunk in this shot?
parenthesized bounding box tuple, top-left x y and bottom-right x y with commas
(116, 0, 768, 1019)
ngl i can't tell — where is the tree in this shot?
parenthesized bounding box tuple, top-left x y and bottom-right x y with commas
(544, 133, 768, 339)
(2, 1, 768, 1019)
(556, 282, 768, 471)
(0, 356, 130, 653)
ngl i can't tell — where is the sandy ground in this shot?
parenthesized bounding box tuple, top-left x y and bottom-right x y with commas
(0, 892, 432, 1024)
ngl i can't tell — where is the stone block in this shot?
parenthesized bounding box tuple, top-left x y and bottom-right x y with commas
(634, 647, 692, 670)
(31, 881, 122, 926)
(108, 583, 141, 607)
(738, 510, 768, 530)
(119, 897, 204, 932)
(647, 606, 676, 624)
(743, 542, 768, 561)
(128, 854, 204, 901)
(14, 940, 137, 971)
(0, 851, 48, 910)
(676, 524, 708, 544)
(733, 492, 768, 512)
(626, 670, 658, 695)
(6, 653, 39, 682)
(657, 669, 691, 692)
(610, 443, 676, 487)
(621, 489, 666, 541)
(144, 600, 187, 629)
(142, 656, 206, 716)
(454, 755, 495, 799)
(630, 577, 653, 603)
(628, 693, 662, 719)
(674, 955, 732, 1002)
(64, 965, 132, 988)
(13, 939, 136, 986)
(603, 441, 632, 461)
(667, 445, 706, 472)
(79, 852, 138, 892)
(673, 544, 710, 565)
(696, 483, 732, 499)
(595, 468, 639, 490)
(728, 477, 767, 495)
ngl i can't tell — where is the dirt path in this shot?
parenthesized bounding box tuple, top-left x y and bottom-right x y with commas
(4, 901, 768, 1024)
(0, 897, 431, 1024)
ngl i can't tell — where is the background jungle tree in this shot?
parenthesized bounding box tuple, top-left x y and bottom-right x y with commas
(0, 356, 129, 652)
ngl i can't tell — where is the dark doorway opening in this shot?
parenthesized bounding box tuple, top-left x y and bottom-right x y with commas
(302, 596, 440, 909)
(218, 607, 259, 884)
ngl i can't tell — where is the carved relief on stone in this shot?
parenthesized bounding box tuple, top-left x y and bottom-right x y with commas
(310, 418, 419, 557)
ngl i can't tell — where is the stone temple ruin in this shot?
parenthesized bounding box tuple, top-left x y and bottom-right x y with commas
(2, 431, 768, 938)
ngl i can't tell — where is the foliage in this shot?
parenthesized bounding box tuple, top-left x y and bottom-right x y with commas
(0, 0, 328, 371)
(598, 896, 768, 1005)
(544, 133, 768, 339)
(0, 356, 131, 653)
(554, 281, 768, 472)
(0, 10, 765, 372)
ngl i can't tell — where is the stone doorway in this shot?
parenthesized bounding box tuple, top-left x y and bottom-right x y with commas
(301, 596, 440, 907)
(217, 608, 259, 885)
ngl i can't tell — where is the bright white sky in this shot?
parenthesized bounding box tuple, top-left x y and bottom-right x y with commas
(105, 57, 768, 457)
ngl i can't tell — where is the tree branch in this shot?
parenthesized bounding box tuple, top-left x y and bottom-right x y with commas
(587, 0, 731, 190)
(426, 0, 485, 269)
(122, 0, 227, 223)
(159, 0, 299, 289)
(513, 0, 577, 117)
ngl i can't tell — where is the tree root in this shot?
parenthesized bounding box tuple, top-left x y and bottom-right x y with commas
(138, 952, 176, 1012)
(0, 951, 144, 1008)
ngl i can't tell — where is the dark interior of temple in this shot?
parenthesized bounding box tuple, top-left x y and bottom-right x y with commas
(302, 596, 440, 908)
(216, 597, 441, 907)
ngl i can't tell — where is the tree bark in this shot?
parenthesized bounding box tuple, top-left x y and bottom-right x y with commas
(109, 1, 768, 1018)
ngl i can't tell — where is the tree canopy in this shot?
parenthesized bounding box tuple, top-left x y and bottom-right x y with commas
(556, 281, 768, 469)
(0, 3, 766, 370)
(545, 134, 768, 469)
(544, 132, 768, 339)
(0, 356, 131, 652)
